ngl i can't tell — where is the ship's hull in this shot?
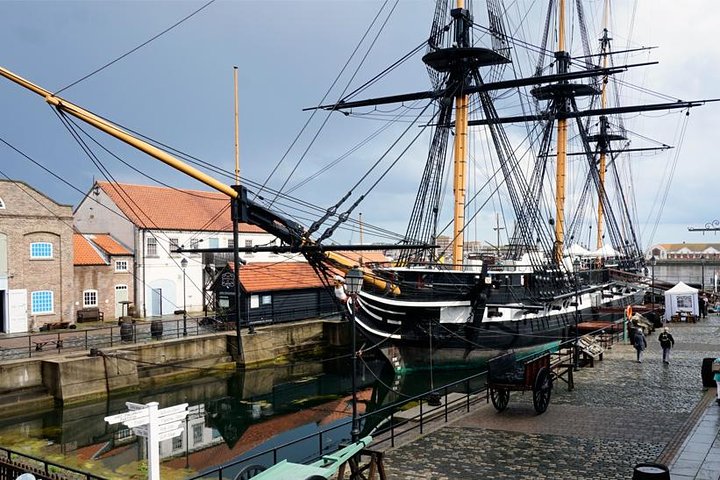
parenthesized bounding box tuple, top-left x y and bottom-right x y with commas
(349, 269, 643, 370)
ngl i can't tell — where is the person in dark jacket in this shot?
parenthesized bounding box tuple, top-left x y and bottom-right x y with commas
(633, 329, 647, 363)
(658, 327, 675, 364)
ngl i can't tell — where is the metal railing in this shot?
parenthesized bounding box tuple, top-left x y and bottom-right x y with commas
(0, 316, 210, 360)
(0, 445, 107, 480)
(188, 326, 622, 480)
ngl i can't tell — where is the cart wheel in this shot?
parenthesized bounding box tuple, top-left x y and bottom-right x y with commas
(532, 367, 552, 414)
(234, 464, 267, 480)
(490, 387, 509, 411)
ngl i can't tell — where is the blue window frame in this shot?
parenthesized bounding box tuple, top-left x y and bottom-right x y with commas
(31, 290, 53, 314)
(30, 242, 53, 259)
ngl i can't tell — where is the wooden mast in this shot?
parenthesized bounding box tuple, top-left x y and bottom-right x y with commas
(452, 0, 468, 270)
(554, 0, 568, 264)
(234, 66, 240, 184)
(596, 0, 610, 250)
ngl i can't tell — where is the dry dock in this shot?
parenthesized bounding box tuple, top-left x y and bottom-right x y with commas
(382, 317, 720, 479)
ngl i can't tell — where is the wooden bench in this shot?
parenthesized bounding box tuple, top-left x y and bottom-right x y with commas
(33, 339, 63, 351)
(77, 307, 104, 323)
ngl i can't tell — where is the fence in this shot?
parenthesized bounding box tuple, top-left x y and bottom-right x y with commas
(189, 325, 621, 480)
(0, 446, 106, 480)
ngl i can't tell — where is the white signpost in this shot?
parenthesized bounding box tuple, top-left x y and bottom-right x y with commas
(105, 402, 188, 480)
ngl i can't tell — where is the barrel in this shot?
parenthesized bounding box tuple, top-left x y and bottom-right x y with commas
(120, 321, 133, 342)
(702, 357, 717, 388)
(632, 462, 669, 480)
(150, 319, 163, 340)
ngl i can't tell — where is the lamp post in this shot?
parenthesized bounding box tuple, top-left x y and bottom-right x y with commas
(701, 255, 706, 292)
(573, 257, 581, 371)
(181, 257, 188, 336)
(344, 267, 363, 443)
(650, 256, 657, 313)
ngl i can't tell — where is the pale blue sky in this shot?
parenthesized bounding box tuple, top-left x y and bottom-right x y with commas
(1, 0, 719, 248)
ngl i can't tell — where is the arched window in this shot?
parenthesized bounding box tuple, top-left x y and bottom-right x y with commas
(0, 197, 5, 209)
(83, 290, 98, 308)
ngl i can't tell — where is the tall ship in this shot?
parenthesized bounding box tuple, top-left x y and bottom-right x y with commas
(0, 1, 711, 369)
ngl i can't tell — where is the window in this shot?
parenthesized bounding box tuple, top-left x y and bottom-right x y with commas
(115, 260, 128, 272)
(0, 197, 5, 209)
(208, 237, 219, 248)
(193, 424, 203, 444)
(190, 239, 199, 250)
(31, 291, 53, 314)
(245, 239, 253, 256)
(83, 290, 98, 307)
(30, 242, 53, 259)
(169, 238, 179, 254)
(227, 238, 234, 250)
(172, 436, 183, 450)
(261, 295, 272, 306)
(146, 237, 157, 256)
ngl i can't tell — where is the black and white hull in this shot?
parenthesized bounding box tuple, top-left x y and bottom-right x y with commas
(348, 265, 643, 370)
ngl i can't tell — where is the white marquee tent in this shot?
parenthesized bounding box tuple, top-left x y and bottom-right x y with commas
(663, 281, 699, 320)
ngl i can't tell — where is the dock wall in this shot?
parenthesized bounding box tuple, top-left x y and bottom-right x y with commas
(0, 319, 349, 410)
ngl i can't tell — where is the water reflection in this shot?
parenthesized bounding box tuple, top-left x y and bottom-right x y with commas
(0, 353, 487, 478)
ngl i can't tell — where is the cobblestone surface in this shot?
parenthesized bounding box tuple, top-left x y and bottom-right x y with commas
(383, 317, 720, 479)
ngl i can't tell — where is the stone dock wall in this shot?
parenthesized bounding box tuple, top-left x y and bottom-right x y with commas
(0, 318, 348, 413)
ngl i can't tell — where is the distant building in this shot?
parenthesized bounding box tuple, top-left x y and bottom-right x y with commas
(74, 182, 292, 318)
(0, 180, 74, 333)
(73, 233, 134, 321)
(647, 243, 720, 289)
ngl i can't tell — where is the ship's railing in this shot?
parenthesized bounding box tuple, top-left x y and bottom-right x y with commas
(0, 445, 107, 480)
(189, 327, 619, 480)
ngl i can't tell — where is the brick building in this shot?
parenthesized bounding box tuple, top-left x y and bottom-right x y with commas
(0, 180, 74, 333)
(74, 233, 134, 322)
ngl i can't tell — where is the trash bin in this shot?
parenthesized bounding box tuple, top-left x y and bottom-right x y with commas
(632, 462, 669, 479)
(702, 357, 716, 388)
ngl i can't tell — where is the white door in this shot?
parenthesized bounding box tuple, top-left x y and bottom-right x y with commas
(8, 289, 27, 333)
(115, 285, 129, 319)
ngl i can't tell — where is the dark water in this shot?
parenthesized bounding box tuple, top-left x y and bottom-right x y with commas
(0, 352, 486, 479)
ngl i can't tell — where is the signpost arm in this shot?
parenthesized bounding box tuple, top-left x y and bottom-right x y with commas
(147, 402, 160, 480)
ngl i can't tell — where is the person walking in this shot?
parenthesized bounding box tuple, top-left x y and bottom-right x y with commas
(714, 358, 720, 405)
(633, 328, 647, 363)
(658, 327, 675, 364)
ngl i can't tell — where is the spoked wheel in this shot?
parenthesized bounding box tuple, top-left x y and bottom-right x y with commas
(234, 464, 267, 480)
(490, 387, 509, 412)
(532, 367, 552, 414)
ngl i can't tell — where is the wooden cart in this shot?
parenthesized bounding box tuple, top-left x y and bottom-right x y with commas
(487, 352, 553, 414)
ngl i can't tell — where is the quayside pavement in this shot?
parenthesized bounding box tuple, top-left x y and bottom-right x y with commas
(382, 316, 720, 479)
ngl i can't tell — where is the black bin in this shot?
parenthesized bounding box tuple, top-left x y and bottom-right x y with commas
(632, 462, 669, 480)
(702, 357, 717, 388)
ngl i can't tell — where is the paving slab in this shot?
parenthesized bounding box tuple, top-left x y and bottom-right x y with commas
(383, 316, 720, 479)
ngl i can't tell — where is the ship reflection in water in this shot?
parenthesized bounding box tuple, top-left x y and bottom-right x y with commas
(0, 353, 486, 478)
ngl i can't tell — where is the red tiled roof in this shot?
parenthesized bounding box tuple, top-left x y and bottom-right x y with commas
(334, 250, 390, 265)
(97, 181, 265, 233)
(90, 234, 131, 255)
(74, 234, 106, 265)
(231, 261, 328, 293)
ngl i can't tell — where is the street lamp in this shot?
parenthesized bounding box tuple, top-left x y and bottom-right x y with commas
(181, 257, 188, 336)
(701, 255, 706, 292)
(650, 256, 657, 313)
(344, 267, 363, 443)
(573, 257, 581, 371)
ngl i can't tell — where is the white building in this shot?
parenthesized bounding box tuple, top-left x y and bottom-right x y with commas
(74, 181, 298, 318)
